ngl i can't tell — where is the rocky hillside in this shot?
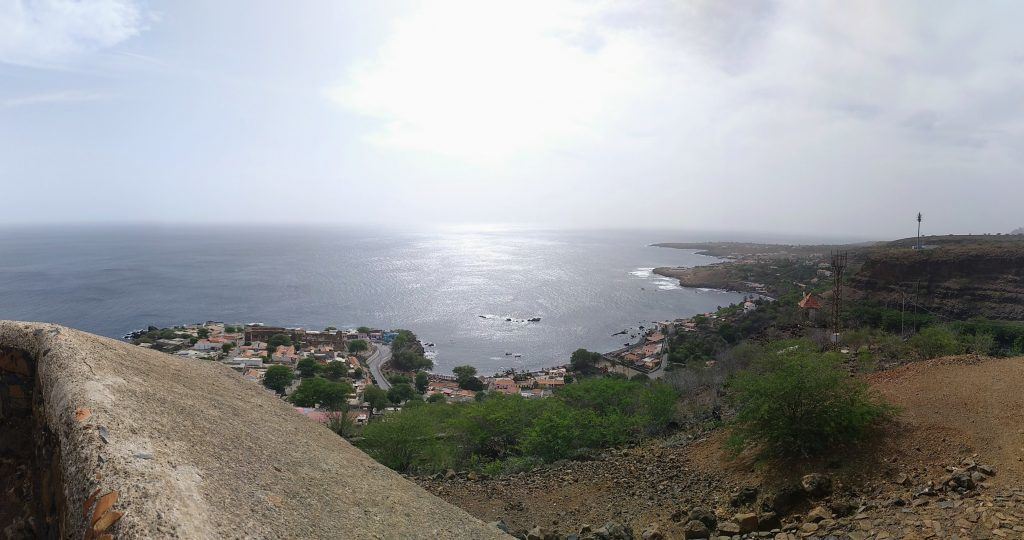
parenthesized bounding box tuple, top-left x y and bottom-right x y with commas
(849, 236, 1024, 320)
(414, 355, 1024, 539)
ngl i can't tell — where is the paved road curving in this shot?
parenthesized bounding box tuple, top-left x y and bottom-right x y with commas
(366, 344, 392, 390)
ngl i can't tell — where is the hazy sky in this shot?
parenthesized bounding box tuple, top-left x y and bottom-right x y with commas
(2, 1, 1023, 238)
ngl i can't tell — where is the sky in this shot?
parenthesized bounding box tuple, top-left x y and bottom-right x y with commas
(2, 0, 1023, 239)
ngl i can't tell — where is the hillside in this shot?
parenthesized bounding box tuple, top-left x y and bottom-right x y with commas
(850, 235, 1024, 320)
(417, 355, 1024, 539)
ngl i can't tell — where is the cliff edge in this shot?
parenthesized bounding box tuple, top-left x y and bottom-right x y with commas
(0, 321, 508, 539)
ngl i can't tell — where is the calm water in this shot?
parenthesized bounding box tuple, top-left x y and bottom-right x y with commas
(0, 226, 747, 374)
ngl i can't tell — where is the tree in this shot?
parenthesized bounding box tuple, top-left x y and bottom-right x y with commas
(357, 326, 373, 334)
(221, 342, 234, 354)
(323, 361, 348, 381)
(390, 329, 434, 371)
(427, 393, 446, 403)
(729, 348, 893, 457)
(263, 365, 294, 395)
(570, 349, 602, 375)
(348, 339, 369, 353)
(289, 378, 353, 409)
(353, 367, 364, 379)
(268, 333, 292, 349)
(453, 365, 484, 391)
(363, 386, 389, 412)
(415, 371, 429, 393)
(387, 383, 416, 404)
(297, 358, 319, 378)
(327, 408, 356, 438)
(197, 328, 210, 339)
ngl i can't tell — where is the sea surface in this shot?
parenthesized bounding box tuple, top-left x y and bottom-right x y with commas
(0, 225, 751, 374)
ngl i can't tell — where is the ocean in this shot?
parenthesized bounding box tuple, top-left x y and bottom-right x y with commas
(0, 225, 749, 375)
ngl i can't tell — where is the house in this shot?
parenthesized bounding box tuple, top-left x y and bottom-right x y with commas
(535, 377, 565, 389)
(646, 332, 665, 343)
(272, 345, 298, 364)
(490, 378, 518, 395)
(640, 343, 662, 358)
(192, 339, 221, 352)
(798, 293, 823, 322)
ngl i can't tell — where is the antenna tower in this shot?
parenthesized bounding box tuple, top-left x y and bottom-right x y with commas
(916, 212, 923, 249)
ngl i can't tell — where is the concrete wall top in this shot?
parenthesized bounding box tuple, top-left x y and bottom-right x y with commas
(0, 321, 508, 539)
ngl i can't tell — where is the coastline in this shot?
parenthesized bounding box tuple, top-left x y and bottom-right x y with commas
(651, 265, 761, 295)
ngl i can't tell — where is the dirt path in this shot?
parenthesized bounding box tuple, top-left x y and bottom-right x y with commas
(868, 355, 1024, 484)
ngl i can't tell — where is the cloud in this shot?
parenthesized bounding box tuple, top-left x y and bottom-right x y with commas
(0, 0, 148, 67)
(1, 89, 114, 107)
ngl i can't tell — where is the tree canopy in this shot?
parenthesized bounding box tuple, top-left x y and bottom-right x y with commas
(289, 377, 353, 410)
(263, 365, 294, 395)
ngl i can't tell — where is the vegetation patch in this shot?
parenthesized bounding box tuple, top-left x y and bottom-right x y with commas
(726, 340, 894, 458)
(357, 377, 676, 474)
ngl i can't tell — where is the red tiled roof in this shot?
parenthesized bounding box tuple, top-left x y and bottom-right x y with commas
(798, 293, 823, 309)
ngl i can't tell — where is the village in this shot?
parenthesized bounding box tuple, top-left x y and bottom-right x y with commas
(127, 321, 584, 428)
(123, 289, 790, 435)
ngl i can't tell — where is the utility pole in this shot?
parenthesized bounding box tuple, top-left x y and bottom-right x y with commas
(829, 250, 848, 348)
(916, 212, 923, 249)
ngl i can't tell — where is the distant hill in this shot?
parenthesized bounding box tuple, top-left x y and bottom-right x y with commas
(849, 235, 1024, 320)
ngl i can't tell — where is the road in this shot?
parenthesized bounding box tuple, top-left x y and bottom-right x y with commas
(366, 344, 392, 390)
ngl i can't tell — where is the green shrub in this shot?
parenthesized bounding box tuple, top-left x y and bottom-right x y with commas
(728, 349, 893, 458)
(358, 377, 676, 474)
(909, 325, 962, 358)
(961, 332, 996, 355)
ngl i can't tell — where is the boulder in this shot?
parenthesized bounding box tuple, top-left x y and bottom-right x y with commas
(640, 525, 664, 540)
(687, 508, 716, 530)
(949, 472, 976, 491)
(828, 499, 857, 518)
(717, 522, 741, 535)
(757, 511, 781, 531)
(800, 473, 832, 498)
(730, 486, 759, 507)
(734, 513, 758, 533)
(806, 506, 831, 523)
(489, 520, 510, 533)
(766, 485, 805, 514)
(978, 464, 996, 476)
(682, 520, 710, 539)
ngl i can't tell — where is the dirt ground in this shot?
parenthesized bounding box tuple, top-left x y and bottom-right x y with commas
(418, 355, 1024, 537)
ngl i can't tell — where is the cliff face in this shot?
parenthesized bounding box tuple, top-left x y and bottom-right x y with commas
(0, 321, 508, 539)
(848, 243, 1024, 320)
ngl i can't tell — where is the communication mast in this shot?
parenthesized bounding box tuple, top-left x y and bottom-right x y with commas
(916, 212, 923, 249)
(829, 250, 848, 348)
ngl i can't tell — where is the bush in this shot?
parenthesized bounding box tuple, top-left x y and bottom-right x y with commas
(909, 325, 962, 358)
(728, 348, 892, 458)
(961, 332, 996, 355)
(358, 377, 677, 474)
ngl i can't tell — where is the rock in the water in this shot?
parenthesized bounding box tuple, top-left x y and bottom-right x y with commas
(682, 520, 710, 539)
(801, 473, 833, 498)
